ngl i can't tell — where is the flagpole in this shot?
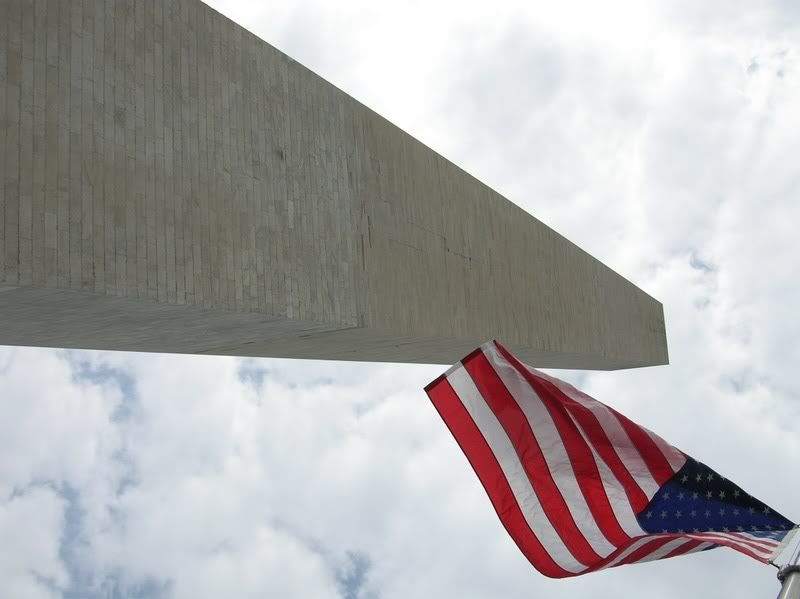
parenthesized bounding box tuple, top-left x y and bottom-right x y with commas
(777, 565, 800, 599)
(777, 535, 800, 599)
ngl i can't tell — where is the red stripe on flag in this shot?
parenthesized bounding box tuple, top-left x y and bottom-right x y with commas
(522, 373, 651, 512)
(462, 352, 603, 565)
(426, 376, 573, 578)
(578, 536, 649, 572)
(617, 537, 676, 566)
(608, 409, 675, 486)
(492, 344, 632, 546)
(662, 539, 703, 559)
(688, 532, 777, 553)
(738, 531, 783, 547)
(496, 341, 677, 488)
(686, 534, 772, 562)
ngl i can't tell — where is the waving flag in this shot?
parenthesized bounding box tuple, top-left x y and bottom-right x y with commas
(424, 340, 797, 578)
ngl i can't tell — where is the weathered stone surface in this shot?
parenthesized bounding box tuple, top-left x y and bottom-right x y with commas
(0, 0, 668, 368)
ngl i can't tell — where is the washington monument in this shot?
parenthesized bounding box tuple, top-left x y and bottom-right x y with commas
(0, 0, 667, 369)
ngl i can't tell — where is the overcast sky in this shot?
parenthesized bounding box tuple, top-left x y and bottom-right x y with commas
(2, 1, 799, 598)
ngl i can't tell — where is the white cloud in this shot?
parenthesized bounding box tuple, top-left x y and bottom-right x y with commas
(0, 485, 67, 599)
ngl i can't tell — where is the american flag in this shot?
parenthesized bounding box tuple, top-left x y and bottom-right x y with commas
(424, 340, 797, 578)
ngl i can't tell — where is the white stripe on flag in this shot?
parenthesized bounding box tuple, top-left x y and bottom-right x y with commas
(598, 537, 661, 570)
(446, 367, 585, 573)
(633, 538, 697, 564)
(769, 527, 799, 561)
(509, 347, 647, 540)
(644, 429, 687, 473)
(705, 531, 779, 550)
(521, 363, 666, 500)
(567, 418, 647, 539)
(685, 533, 774, 559)
(739, 531, 783, 547)
(484, 344, 619, 557)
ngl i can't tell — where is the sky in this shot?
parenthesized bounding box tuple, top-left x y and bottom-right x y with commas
(1, 1, 799, 598)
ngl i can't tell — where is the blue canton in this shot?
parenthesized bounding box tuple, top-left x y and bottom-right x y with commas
(637, 457, 795, 541)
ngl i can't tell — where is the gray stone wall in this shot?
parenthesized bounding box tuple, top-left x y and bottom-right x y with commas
(0, 0, 667, 368)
